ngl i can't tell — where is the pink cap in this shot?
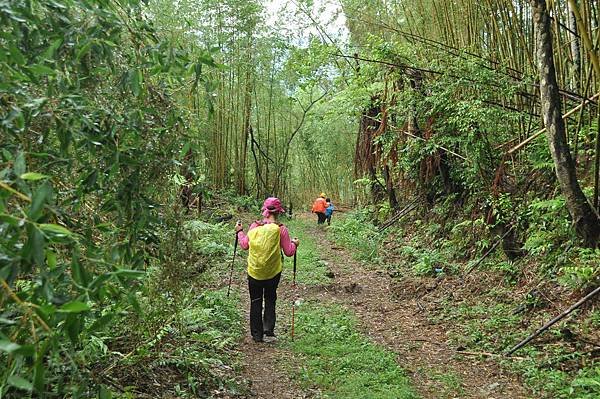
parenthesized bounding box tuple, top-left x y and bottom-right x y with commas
(261, 197, 285, 217)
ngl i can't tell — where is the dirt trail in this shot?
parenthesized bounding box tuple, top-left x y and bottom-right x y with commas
(308, 215, 530, 399)
(235, 277, 313, 399)
(235, 213, 530, 398)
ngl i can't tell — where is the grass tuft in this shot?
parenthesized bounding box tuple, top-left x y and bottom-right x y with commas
(285, 302, 418, 399)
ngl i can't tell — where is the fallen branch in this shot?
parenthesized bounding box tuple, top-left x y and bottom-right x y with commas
(457, 350, 525, 360)
(505, 285, 600, 356)
(464, 226, 515, 276)
(378, 199, 419, 232)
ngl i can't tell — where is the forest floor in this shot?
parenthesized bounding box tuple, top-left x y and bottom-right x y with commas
(230, 213, 531, 399)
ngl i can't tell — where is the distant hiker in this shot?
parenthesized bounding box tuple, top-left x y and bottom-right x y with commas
(236, 197, 299, 343)
(325, 198, 335, 226)
(312, 193, 328, 224)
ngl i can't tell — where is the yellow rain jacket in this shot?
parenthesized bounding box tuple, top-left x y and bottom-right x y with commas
(247, 223, 283, 280)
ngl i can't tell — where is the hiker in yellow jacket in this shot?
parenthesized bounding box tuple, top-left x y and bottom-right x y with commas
(236, 197, 299, 343)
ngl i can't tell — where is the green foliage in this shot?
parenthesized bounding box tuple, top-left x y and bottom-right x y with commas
(428, 370, 465, 397)
(287, 302, 418, 399)
(328, 211, 381, 263)
(558, 248, 600, 289)
(565, 367, 600, 398)
(524, 197, 573, 257)
(119, 287, 245, 398)
(184, 221, 231, 258)
(399, 245, 451, 276)
(448, 217, 489, 256)
(0, 0, 219, 395)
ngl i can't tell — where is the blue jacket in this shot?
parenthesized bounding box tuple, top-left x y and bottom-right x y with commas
(325, 203, 335, 217)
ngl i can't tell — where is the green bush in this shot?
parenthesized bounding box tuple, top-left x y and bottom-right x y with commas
(184, 221, 231, 258)
(328, 212, 381, 262)
(558, 248, 600, 289)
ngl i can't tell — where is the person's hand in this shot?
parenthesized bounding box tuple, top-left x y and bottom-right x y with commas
(292, 237, 300, 247)
(235, 221, 243, 233)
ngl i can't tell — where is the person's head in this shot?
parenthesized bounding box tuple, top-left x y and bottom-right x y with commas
(326, 198, 331, 203)
(319, 192, 326, 198)
(261, 197, 285, 218)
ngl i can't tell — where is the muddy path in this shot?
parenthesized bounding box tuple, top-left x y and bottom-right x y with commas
(234, 213, 530, 398)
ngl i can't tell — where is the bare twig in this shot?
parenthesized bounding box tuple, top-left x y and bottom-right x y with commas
(464, 226, 515, 276)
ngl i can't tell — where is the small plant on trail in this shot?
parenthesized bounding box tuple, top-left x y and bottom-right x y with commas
(563, 366, 600, 398)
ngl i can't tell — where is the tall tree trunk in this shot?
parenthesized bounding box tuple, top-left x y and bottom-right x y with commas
(355, 100, 385, 203)
(383, 164, 398, 209)
(532, 0, 600, 247)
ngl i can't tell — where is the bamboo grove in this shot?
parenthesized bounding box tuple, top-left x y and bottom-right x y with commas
(2, 0, 600, 396)
(341, 0, 600, 245)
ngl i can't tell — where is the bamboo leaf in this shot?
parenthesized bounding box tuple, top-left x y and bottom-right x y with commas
(7, 376, 33, 391)
(98, 385, 113, 399)
(28, 181, 52, 221)
(58, 301, 90, 313)
(0, 340, 21, 354)
(28, 64, 56, 78)
(130, 69, 143, 97)
(113, 269, 145, 279)
(39, 223, 73, 237)
(20, 172, 49, 181)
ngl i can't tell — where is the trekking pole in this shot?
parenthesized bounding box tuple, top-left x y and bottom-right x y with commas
(291, 247, 297, 340)
(227, 221, 241, 297)
(293, 247, 297, 287)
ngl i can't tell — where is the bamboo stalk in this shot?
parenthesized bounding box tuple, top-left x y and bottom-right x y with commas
(567, 0, 600, 78)
(594, 108, 600, 211)
(508, 91, 600, 154)
(506, 285, 600, 355)
(0, 181, 32, 202)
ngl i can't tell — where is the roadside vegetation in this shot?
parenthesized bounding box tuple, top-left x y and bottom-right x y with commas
(330, 201, 600, 398)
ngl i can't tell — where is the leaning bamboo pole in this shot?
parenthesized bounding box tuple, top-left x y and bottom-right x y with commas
(508, 91, 600, 154)
(567, 0, 600, 78)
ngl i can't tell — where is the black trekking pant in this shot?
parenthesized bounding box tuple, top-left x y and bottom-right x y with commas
(316, 212, 326, 224)
(248, 272, 281, 341)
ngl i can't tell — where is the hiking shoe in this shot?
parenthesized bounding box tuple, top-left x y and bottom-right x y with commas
(252, 336, 263, 343)
(263, 335, 277, 343)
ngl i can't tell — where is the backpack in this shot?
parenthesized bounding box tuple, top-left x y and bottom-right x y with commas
(247, 222, 283, 280)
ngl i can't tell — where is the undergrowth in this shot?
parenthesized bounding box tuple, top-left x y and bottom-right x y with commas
(339, 194, 600, 398)
(327, 210, 382, 263)
(92, 213, 246, 398)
